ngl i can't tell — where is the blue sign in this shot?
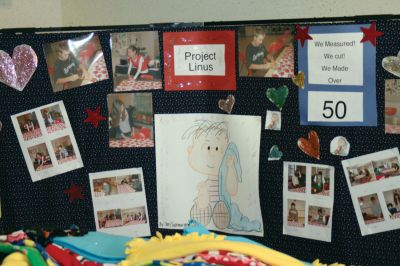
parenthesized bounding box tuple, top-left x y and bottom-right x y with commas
(298, 24, 377, 126)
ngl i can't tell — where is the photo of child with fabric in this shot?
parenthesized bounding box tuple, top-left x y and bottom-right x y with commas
(112, 31, 162, 91)
(238, 25, 294, 77)
(108, 93, 154, 148)
(43, 33, 109, 92)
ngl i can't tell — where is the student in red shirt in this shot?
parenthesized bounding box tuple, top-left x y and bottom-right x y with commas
(127, 45, 150, 80)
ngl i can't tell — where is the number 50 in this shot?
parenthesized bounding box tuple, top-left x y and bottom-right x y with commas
(322, 101, 347, 119)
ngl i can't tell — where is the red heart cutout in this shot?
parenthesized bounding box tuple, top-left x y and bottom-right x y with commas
(297, 130, 320, 160)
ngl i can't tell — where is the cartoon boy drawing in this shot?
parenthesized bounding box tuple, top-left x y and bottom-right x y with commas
(183, 120, 261, 232)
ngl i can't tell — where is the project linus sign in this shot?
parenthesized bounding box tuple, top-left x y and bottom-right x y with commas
(298, 24, 377, 126)
(163, 31, 236, 91)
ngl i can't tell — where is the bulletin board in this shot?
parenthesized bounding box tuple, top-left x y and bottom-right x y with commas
(0, 15, 398, 266)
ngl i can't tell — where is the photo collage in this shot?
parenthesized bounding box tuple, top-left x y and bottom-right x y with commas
(283, 162, 334, 242)
(89, 168, 150, 237)
(11, 101, 83, 182)
(342, 148, 400, 235)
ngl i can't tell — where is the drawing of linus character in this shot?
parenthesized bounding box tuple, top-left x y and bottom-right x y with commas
(184, 120, 261, 232)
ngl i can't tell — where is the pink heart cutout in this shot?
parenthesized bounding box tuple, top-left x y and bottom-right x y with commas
(0, 45, 38, 91)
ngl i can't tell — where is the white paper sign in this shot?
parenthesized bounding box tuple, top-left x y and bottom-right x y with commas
(342, 148, 400, 236)
(174, 44, 225, 76)
(307, 91, 363, 122)
(155, 113, 263, 236)
(11, 101, 83, 182)
(283, 162, 335, 242)
(89, 168, 151, 237)
(308, 33, 363, 86)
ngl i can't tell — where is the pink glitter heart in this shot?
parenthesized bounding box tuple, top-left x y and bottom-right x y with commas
(0, 45, 37, 91)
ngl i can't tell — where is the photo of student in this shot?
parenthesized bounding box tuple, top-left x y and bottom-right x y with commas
(27, 143, 53, 171)
(108, 93, 154, 148)
(311, 167, 331, 196)
(51, 135, 76, 164)
(385, 79, 400, 134)
(97, 209, 123, 229)
(330, 136, 350, 156)
(16, 112, 42, 141)
(372, 156, 400, 180)
(288, 164, 306, 193)
(116, 174, 143, 194)
(93, 177, 118, 197)
(358, 194, 385, 225)
(121, 206, 148, 226)
(238, 25, 294, 78)
(43, 33, 109, 92)
(265, 111, 281, 130)
(111, 31, 162, 91)
(308, 206, 331, 227)
(346, 161, 376, 186)
(287, 199, 305, 227)
(383, 189, 400, 219)
(40, 104, 66, 134)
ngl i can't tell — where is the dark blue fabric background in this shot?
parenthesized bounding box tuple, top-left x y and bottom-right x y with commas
(0, 19, 396, 265)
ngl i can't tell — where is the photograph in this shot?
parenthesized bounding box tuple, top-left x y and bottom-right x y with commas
(121, 206, 148, 226)
(308, 206, 331, 227)
(111, 31, 162, 91)
(116, 174, 143, 194)
(346, 161, 376, 186)
(358, 194, 385, 225)
(383, 188, 400, 219)
(385, 79, 400, 134)
(288, 164, 306, 193)
(287, 199, 305, 227)
(238, 25, 294, 78)
(40, 104, 66, 134)
(265, 110, 281, 130)
(108, 93, 154, 148)
(16, 112, 42, 141)
(27, 143, 53, 172)
(43, 33, 109, 92)
(311, 167, 331, 196)
(90, 168, 150, 237)
(330, 136, 350, 156)
(97, 209, 123, 229)
(50, 135, 76, 164)
(372, 156, 400, 179)
(93, 177, 118, 197)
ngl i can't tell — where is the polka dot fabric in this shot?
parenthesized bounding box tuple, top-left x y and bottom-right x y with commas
(0, 19, 396, 266)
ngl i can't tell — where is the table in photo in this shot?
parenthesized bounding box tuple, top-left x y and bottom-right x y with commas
(36, 164, 53, 171)
(57, 155, 76, 165)
(124, 220, 147, 226)
(46, 123, 67, 134)
(22, 129, 42, 141)
(95, 191, 105, 197)
(109, 138, 154, 148)
(104, 219, 123, 228)
(353, 174, 368, 184)
(385, 125, 400, 134)
(81, 56, 109, 86)
(381, 168, 398, 176)
(265, 46, 294, 78)
(114, 80, 162, 91)
(117, 184, 135, 193)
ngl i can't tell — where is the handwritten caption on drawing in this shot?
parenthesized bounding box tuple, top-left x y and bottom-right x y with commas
(174, 44, 225, 76)
(308, 32, 363, 86)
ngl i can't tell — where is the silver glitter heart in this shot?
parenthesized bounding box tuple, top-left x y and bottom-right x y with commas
(0, 45, 37, 91)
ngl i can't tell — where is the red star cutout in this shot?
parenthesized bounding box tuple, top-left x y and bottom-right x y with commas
(64, 183, 84, 203)
(295, 25, 313, 48)
(360, 22, 383, 46)
(84, 107, 106, 128)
